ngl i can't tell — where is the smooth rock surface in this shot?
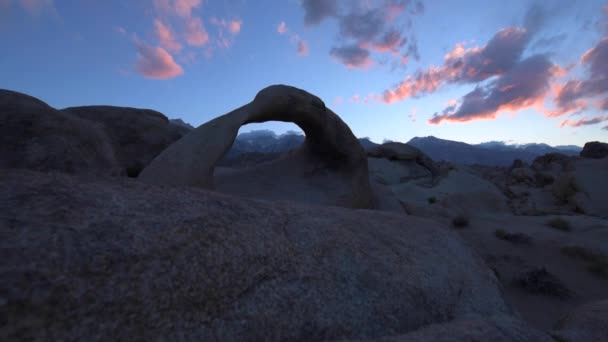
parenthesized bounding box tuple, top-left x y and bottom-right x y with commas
(1, 169, 520, 341)
(0, 89, 119, 175)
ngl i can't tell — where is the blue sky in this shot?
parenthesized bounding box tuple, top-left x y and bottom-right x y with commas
(1, 0, 607, 146)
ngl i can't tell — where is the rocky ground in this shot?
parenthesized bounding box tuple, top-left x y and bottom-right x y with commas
(1, 86, 607, 341)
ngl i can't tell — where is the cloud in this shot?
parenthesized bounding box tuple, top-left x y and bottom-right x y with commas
(599, 98, 608, 110)
(174, 0, 201, 18)
(301, 0, 338, 26)
(17, 0, 59, 18)
(552, 37, 608, 115)
(211, 17, 242, 34)
(276, 21, 309, 57)
(297, 40, 309, 56)
(330, 44, 373, 68)
(603, 125, 608, 130)
(185, 16, 209, 46)
(429, 55, 557, 124)
(560, 115, 608, 128)
(382, 27, 530, 103)
(299, 0, 422, 69)
(154, 19, 182, 52)
(135, 39, 184, 79)
(277, 21, 287, 34)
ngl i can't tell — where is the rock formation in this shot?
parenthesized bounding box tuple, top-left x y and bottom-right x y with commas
(0, 89, 120, 175)
(62, 106, 190, 177)
(139, 85, 374, 209)
(580, 141, 608, 159)
(0, 169, 547, 341)
(367, 142, 440, 185)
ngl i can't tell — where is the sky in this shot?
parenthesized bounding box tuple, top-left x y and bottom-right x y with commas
(1, 0, 608, 146)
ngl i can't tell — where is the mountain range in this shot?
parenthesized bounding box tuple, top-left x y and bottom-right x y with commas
(221, 130, 582, 166)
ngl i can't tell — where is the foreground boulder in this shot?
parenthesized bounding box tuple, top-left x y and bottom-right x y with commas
(0, 89, 119, 175)
(62, 106, 191, 177)
(140, 85, 373, 209)
(580, 141, 608, 159)
(0, 170, 546, 341)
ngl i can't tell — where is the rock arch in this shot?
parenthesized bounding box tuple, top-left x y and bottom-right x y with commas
(139, 85, 374, 209)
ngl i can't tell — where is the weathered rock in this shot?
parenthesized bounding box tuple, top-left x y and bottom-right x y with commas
(0, 89, 119, 175)
(1, 169, 519, 341)
(553, 300, 608, 342)
(367, 142, 440, 184)
(140, 85, 373, 209)
(580, 141, 608, 159)
(62, 106, 191, 177)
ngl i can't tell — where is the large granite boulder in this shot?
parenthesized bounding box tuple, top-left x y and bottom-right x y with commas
(367, 142, 440, 186)
(140, 85, 373, 209)
(0, 89, 119, 175)
(62, 106, 191, 177)
(553, 300, 608, 342)
(0, 169, 544, 341)
(580, 141, 608, 159)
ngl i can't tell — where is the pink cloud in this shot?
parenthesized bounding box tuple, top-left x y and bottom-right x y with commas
(429, 55, 558, 124)
(277, 21, 288, 34)
(154, 19, 182, 52)
(174, 0, 200, 18)
(277, 23, 309, 57)
(135, 39, 184, 79)
(185, 16, 209, 46)
(383, 27, 530, 103)
(333, 96, 344, 105)
(211, 17, 242, 35)
(559, 115, 608, 128)
(297, 40, 309, 56)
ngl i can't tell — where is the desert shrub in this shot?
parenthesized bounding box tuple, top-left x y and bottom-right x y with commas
(427, 196, 437, 204)
(551, 174, 579, 204)
(513, 267, 571, 298)
(494, 229, 532, 244)
(561, 246, 608, 278)
(546, 217, 571, 232)
(452, 214, 469, 228)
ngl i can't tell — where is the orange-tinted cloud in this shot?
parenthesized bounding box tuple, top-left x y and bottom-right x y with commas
(383, 27, 530, 103)
(154, 19, 182, 52)
(559, 115, 608, 128)
(429, 55, 556, 124)
(135, 39, 184, 79)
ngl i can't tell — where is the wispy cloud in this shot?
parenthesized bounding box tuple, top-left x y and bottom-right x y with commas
(276, 21, 309, 57)
(560, 115, 608, 127)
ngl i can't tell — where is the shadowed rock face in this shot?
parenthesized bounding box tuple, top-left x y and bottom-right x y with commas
(580, 141, 608, 159)
(0, 89, 120, 175)
(139, 85, 374, 209)
(62, 106, 190, 177)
